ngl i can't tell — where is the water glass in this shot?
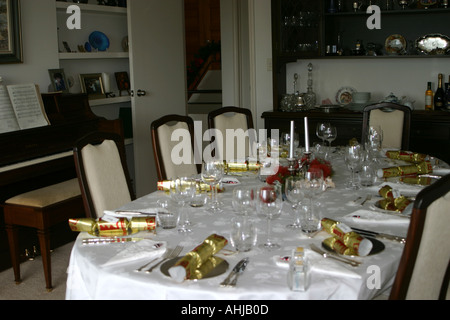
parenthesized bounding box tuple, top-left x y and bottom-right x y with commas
(230, 217, 257, 252)
(232, 187, 256, 216)
(298, 168, 324, 234)
(157, 199, 177, 229)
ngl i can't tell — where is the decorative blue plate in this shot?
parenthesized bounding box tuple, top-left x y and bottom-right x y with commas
(89, 31, 110, 51)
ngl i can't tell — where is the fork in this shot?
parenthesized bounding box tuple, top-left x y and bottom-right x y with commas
(134, 249, 171, 272)
(145, 245, 183, 273)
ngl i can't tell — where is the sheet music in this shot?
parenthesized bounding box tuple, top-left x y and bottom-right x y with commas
(7, 84, 50, 130)
(0, 85, 20, 133)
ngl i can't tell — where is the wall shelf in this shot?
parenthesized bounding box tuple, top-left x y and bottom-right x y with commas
(56, 2, 127, 15)
(59, 52, 129, 60)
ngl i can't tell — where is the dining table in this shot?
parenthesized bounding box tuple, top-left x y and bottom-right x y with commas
(65, 148, 449, 301)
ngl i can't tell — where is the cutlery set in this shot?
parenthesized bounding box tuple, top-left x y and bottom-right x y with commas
(220, 257, 249, 287)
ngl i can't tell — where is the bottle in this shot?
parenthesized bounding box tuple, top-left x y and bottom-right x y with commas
(425, 82, 434, 110)
(445, 75, 450, 110)
(434, 74, 445, 110)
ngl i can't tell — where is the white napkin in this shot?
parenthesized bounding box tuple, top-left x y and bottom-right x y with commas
(222, 177, 241, 185)
(103, 208, 159, 219)
(102, 239, 166, 267)
(274, 251, 361, 279)
(434, 168, 450, 176)
(341, 209, 410, 225)
(367, 181, 422, 197)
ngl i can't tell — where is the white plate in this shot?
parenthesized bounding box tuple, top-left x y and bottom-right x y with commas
(335, 87, 356, 105)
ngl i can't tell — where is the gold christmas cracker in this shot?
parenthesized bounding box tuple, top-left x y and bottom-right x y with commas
(68, 217, 156, 237)
(378, 161, 433, 178)
(171, 234, 228, 280)
(323, 237, 356, 256)
(377, 185, 412, 212)
(157, 180, 224, 193)
(321, 218, 372, 256)
(385, 150, 427, 163)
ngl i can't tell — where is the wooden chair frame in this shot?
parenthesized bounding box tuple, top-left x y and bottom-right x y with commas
(362, 102, 412, 150)
(73, 131, 135, 218)
(151, 114, 200, 181)
(389, 173, 450, 300)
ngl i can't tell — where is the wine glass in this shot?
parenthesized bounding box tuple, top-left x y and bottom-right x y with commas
(323, 124, 337, 158)
(344, 144, 362, 190)
(257, 185, 282, 250)
(285, 176, 304, 229)
(170, 177, 196, 233)
(232, 187, 256, 216)
(316, 122, 329, 146)
(297, 168, 324, 234)
(201, 161, 224, 213)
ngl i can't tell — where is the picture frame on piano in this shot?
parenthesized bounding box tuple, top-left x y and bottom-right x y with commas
(0, 0, 23, 64)
(80, 73, 105, 100)
(49, 69, 69, 93)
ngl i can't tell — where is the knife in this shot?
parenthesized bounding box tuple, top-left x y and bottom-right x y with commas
(351, 227, 406, 244)
(220, 257, 249, 287)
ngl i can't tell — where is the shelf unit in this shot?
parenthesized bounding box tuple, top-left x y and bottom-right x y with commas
(271, 0, 450, 111)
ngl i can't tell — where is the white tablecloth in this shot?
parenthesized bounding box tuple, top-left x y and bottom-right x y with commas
(66, 155, 419, 300)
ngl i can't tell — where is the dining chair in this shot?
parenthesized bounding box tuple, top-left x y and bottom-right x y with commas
(362, 102, 411, 150)
(73, 131, 135, 218)
(389, 173, 450, 300)
(151, 114, 201, 181)
(207, 106, 255, 161)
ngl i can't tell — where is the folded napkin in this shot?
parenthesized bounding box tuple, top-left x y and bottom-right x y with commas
(104, 208, 159, 219)
(102, 239, 166, 268)
(341, 209, 410, 225)
(367, 182, 422, 197)
(273, 251, 361, 279)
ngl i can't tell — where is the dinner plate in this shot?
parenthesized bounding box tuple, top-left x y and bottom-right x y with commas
(385, 34, 407, 55)
(335, 87, 356, 105)
(161, 257, 229, 280)
(322, 237, 385, 256)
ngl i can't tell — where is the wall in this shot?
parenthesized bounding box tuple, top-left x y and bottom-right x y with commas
(0, 0, 59, 91)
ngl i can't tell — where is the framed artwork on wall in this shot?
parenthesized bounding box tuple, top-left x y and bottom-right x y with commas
(0, 0, 22, 64)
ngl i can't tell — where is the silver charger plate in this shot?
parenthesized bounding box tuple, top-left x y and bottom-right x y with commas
(161, 257, 229, 280)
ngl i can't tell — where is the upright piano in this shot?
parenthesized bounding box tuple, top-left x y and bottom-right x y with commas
(0, 93, 123, 270)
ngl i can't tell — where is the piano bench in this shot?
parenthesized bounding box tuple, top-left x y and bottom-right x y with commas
(3, 178, 84, 292)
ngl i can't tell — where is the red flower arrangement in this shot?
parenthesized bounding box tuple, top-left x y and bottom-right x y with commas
(265, 158, 333, 187)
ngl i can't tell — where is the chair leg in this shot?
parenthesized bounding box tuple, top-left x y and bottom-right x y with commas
(37, 229, 53, 292)
(5, 224, 22, 285)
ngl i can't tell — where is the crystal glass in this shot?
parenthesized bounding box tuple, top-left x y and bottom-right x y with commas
(201, 161, 224, 213)
(316, 122, 329, 147)
(257, 185, 282, 250)
(230, 216, 257, 252)
(297, 168, 324, 234)
(170, 177, 196, 233)
(323, 124, 337, 157)
(232, 187, 256, 216)
(285, 176, 304, 229)
(344, 144, 362, 190)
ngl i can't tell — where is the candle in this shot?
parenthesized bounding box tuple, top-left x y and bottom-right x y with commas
(289, 121, 295, 159)
(304, 117, 310, 152)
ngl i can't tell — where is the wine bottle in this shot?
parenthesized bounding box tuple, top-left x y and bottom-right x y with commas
(434, 74, 445, 110)
(445, 75, 450, 110)
(425, 82, 434, 110)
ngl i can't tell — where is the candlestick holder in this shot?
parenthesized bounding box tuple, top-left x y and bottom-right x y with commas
(298, 152, 312, 176)
(287, 158, 297, 176)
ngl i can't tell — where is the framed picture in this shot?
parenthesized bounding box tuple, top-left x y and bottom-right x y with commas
(49, 69, 69, 93)
(115, 71, 131, 96)
(80, 73, 105, 99)
(0, 0, 22, 64)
